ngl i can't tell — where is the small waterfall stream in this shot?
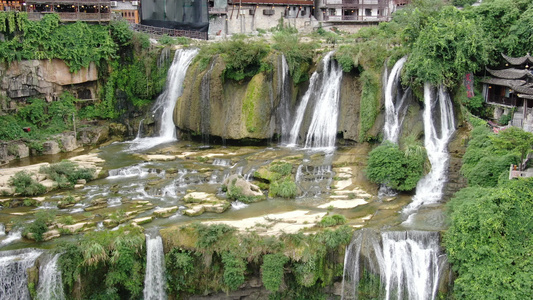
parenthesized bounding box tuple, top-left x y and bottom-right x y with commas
(287, 51, 343, 149)
(383, 57, 409, 144)
(0, 249, 42, 299)
(404, 84, 455, 213)
(277, 55, 292, 144)
(130, 48, 199, 151)
(342, 230, 449, 300)
(37, 253, 66, 300)
(143, 232, 167, 300)
(200, 59, 216, 145)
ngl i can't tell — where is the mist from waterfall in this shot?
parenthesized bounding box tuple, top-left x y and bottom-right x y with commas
(129, 48, 199, 151)
(287, 51, 343, 149)
(342, 230, 448, 300)
(143, 233, 167, 299)
(383, 57, 409, 144)
(404, 84, 455, 213)
(37, 253, 65, 300)
(0, 249, 42, 299)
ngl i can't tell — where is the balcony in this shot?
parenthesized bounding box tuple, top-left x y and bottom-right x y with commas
(324, 0, 388, 7)
(209, 7, 228, 14)
(228, 0, 313, 5)
(28, 11, 111, 22)
(323, 14, 389, 22)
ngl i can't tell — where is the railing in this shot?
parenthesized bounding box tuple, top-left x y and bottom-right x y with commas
(325, 0, 387, 6)
(132, 23, 208, 40)
(26, 0, 110, 5)
(323, 15, 389, 21)
(27, 11, 111, 21)
(487, 95, 517, 107)
(228, 0, 313, 5)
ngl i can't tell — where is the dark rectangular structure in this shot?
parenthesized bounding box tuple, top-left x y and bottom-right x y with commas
(141, 0, 209, 32)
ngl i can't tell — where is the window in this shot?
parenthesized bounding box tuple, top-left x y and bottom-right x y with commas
(329, 8, 336, 16)
(365, 9, 372, 16)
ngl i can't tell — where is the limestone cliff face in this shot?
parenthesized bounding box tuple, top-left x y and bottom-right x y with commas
(176, 54, 292, 141)
(0, 59, 98, 101)
(174, 54, 429, 144)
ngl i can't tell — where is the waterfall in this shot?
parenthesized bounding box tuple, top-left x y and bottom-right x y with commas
(287, 51, 343, 149)
(342, 230, 448, 300)
(404, 84, 455, 213)
(129, 48, 199, 151)
(143, 233, 167, 300)
(0, 224, 4, 236)
(277, 55, 292, 144)
(37, 253, 65, 300)
(0, 228, 22, 247)
(383, 57, 409, 144)
(0, 249, 42, 299)
(136, 119, 145, 139)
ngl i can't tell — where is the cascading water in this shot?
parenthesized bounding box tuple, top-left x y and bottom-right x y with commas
(383, 57, 409, 144)
(0, 249, 42, 299)
(342, 230, 449, 300)
(404, 84, 455, 213)
(0, 228, 22, 247)
(277, 55, 292, 144)
(37, 253, 66, 300)
(143, 232, 167, 300)
(0, 224, 4, 236)
(129, 48, 199, 151)
(287, 52, 343, 149)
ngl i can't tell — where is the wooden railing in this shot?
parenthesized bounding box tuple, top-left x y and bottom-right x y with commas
(132, 24, 208, 40)
(323, 15, 389, 21)
(27, 11, 111, 22)
(228, 0, 313, 5)
(26, 0, 110, 5)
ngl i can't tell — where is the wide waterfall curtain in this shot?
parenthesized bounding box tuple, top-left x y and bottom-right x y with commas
(141, 0, 209, 32)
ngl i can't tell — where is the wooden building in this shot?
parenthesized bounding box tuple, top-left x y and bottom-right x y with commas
(482, 53, 533, 132)
(26, 0, 112, 22)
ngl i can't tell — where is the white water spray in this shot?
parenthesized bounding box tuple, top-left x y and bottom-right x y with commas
(342, 230, 448, 300)
(383, 57, 408, 143)
(287, 51, 343, 149)
(0, 249, 42, 299)
(37, 253, 66, 300)
(129, 48, 199, 151)
(143, 233, 167, 300)
(404, 84, 455, 213)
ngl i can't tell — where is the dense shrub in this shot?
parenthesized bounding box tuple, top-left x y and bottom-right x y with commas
(24, 210, 55, 242)
(8, 171, 46, 196)
(318, 214, 347, 228)
(40, 160, 95, 188)
(262, 253, 289, 292)
(366, 141, 426, 191)
(165, 249, 195, 294)
(221, 252, 246, 291)
(269, 179, 298, 199)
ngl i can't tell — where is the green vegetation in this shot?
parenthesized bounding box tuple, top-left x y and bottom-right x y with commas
(358, 70, 381, 142)
(24, 210, 55, 242)
(460, 125, 527, 187)
(366, 141, 427, 191)
(225, 177, 265, 203)
(445, 178, 533, 299)
(40, 160, 95, 189)
(57, 225, 145, 299)
(317, 214, 347, 228)
(8, 171, 46, 196)
(162, 224, 352, 298)
(0, 12, 115, 72)
(194, 39, 271, 81)
(272, 32, 317, 84)
(262, 253, 289, 292)
(256, 161, 299, 198)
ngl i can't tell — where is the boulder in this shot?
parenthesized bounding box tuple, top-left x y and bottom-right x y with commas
(153, 206, 179, 218)
(78, 126, 109, 145)
(42, 141, 60, 155)
(182, 191, 230, 216)
(223, 174, 263, 197)
(58, 132, 78, 152)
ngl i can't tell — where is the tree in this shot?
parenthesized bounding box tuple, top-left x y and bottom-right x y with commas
(444, 179, 533, 299)
(365, 141, 426, 191)
(491, 127, 533, 163)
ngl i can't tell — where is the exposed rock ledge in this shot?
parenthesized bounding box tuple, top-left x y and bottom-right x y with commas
(0, 59, 98, 100)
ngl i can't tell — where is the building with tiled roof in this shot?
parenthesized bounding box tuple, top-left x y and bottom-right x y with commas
(481, 53, 533, 132)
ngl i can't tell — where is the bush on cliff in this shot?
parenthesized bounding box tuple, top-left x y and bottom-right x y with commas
(366, 141, 427, 191)
(9, 171, 46, 196)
